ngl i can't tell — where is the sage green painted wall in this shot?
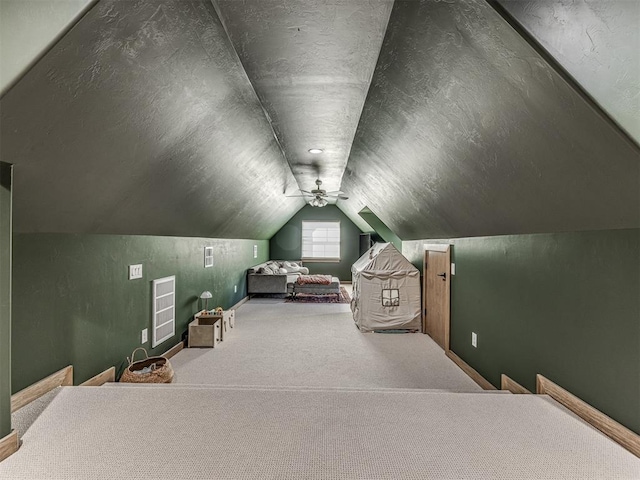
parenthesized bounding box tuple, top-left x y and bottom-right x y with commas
(270, 205, 363, 280)
(11, 233, 269, 392)
(0, 163, 12, 437)
(403, 228, 640, 434)
(358, 208, 402, 251)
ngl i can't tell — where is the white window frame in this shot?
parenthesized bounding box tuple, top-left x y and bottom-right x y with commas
(152, 275, 175, 347)
(301, 221, 341, 262)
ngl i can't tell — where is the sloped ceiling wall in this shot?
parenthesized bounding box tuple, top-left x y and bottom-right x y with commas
(0, 0, 303, 238)
(496, 0, 640, 145)
(213, 0, 393, 195)
(338, 0, 640, 240)
(0, 0, 94, 96)
(1, 0, 638, 241)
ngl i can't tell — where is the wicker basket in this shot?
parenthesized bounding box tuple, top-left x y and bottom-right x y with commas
(119, 347, 174, 384)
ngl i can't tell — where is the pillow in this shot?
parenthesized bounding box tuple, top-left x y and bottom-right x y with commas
(297, 274, 332, 285)
(279, 267, 288, 274)
(282, 261, 309, 275)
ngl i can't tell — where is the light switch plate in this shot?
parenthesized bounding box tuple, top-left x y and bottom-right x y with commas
(234, 285, 237, 293)
(253, 244, 258, 258)
(451, 263, 456, 275)
(141, 328, 148, 344)
(129, 264, 143, 280)
(471, 332, 477, 348)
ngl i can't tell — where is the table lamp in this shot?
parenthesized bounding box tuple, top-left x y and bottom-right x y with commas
(200, 290, 213, 311)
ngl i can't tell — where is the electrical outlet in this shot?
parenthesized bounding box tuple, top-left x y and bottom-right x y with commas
(471, 332, 477, 348)
(451, 263, 456, 275)
(253, 244, 258, 258)
(234, 285, 237, 293)
(129, 264, 143, 280)
(141, 328, 148, 344)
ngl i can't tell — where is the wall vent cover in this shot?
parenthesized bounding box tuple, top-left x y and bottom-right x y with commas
(152, 275, 175, 347)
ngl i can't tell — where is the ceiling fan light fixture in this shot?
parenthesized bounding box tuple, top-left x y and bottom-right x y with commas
(308, 148, 323, 154)
(310, 197, 327, 207)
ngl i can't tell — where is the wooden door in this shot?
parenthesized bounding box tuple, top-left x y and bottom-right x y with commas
(423, 247, 451, 350)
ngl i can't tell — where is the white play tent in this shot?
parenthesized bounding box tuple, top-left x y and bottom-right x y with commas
(351, 242, 421, 332)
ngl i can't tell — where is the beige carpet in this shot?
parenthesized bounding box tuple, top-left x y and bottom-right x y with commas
(170, 300, 482, 391)
(4, 299, 639, 478)
(1, 385, 638, 479)
(11, 387, 62, 439)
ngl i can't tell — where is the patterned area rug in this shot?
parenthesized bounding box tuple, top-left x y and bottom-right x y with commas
(286, 286, 351, 304)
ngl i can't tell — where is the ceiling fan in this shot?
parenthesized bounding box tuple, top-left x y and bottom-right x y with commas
(287, 179, 349, 207)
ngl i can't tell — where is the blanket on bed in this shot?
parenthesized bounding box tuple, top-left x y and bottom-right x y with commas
(297, 274, 332, 285)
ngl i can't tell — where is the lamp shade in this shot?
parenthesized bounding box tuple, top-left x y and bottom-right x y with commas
(200, 291, 213, 299)
(310, 197, 328, 207)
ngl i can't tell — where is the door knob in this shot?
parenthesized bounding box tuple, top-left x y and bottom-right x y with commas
(437, 272, 446, 280)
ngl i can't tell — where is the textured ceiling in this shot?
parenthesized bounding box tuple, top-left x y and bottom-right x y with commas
(0, 0, 94, 96)
(0, 0, 303, 238)
(0, 0, 638, 241)
(496, 0, 640, 146)
(213, 0, 393, 195)
(338, 0, 640, 239)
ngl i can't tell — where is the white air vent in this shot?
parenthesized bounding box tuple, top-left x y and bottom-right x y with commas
(204, 246, 214, 268)
(152, 275, 175, 348)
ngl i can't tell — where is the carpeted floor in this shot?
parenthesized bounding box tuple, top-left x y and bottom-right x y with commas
(10, 387, 62, 440)
(2, 385, 638, 479)
(4, 298, 639, 479)
(170, 300, 482, 391)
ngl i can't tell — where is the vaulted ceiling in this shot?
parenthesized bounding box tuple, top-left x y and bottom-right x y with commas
(1, 0, 638, 240)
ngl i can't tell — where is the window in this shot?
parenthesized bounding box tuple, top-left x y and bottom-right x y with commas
(302, 221, 340, 261)
(382, 289, 400, 307)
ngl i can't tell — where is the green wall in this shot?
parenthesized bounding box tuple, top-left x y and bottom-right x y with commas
(11, 233, 269, 392)
(0, 163, 12, 438)
(403, 228, 640, 435)
(270, 205, 363, 280)
(358, 207, 401, 251)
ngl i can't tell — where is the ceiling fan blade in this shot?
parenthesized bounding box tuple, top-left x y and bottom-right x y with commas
(286, 194, 313, 197)
(324, 190, 344, 195)
(323, 192, 349, 199)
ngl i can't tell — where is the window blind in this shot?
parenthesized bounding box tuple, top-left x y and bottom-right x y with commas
(301, 221, 340, 261)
